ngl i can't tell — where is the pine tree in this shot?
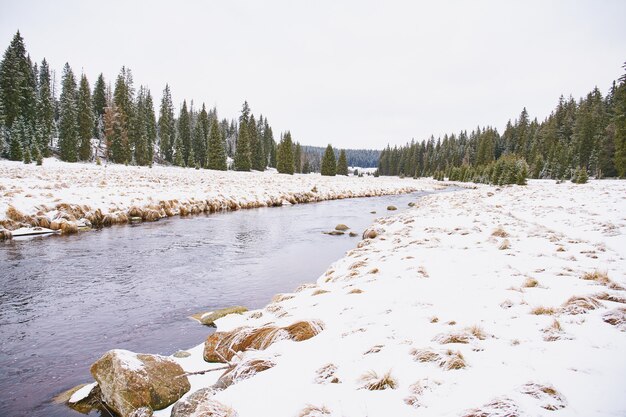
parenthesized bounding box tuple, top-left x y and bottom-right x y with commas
(193, 104, 209, 168)
(336, 149, 348, 175)
(104, 101, 128, 164)
(37, 59, 54, 156)
(113, 67, 133, 163)
(58, 63, 79, 162)
(92, 73, 107, 139)
(276, 131, 294, 174)
(207, 116, 227, 170)
(143, 88, 156, 164)
(158, 84, 175, 162)
(173, 135, 184, 167)
(34, 144, 42, 165)
(23, 144, 31, 164)
(234, 101, 251, 171)
(251, 115, 265, 171)
(0, 31, 37, 129)
(321, 144, 336, 176)
(177, 100, 192, 165)
(77, 74, 93, 161)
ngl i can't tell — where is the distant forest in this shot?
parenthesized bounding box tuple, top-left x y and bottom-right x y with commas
(302, 146, 380, 171)
(378, 63, 626, 180)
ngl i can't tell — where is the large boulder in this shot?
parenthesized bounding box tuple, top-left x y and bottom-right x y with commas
(213, 357, 276, 390)
(171, 388, 237, 417)
(204, 320, 324, 363)
(90, 349, 191, 417)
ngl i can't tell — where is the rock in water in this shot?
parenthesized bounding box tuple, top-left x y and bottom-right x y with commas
(323, 230, 345, 236)
(204, 321, 324, 363)
(335, 224, 350, 231)
(191, 306, 248, 327)
(171, 388, 237, 417)
(90, 349, 190, 417)
(387, 205, 397, 211)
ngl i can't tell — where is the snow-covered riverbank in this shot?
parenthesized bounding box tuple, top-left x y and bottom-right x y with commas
(0, 159, 442, 234)
(145, 179, 625, 417)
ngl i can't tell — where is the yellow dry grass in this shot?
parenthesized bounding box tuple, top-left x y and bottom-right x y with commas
(359, 370, 397, 390)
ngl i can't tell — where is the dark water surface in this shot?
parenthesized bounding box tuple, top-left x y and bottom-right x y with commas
(0, 191, 435, 417)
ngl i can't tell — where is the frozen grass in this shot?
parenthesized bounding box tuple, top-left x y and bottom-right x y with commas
(530, 306, 557, 315)
(298, 404, 331, 417)
(522, 277, 539, 288)
(461, 397, 521, 417)
(498, 239, 511, 250)
(491, 226, 509, 238)
(561, 295, 602, 315)
(314, 364, 340, 384)
(359, 370, 397, 390)
(582, 270, 624, 290)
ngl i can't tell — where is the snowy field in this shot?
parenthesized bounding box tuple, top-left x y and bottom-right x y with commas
(145, 179, 626, 417)
(0, 159, 440, 231)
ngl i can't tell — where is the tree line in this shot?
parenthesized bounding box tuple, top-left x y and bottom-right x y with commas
(0, 31, 293, 172)
(378, 63, 626, 182)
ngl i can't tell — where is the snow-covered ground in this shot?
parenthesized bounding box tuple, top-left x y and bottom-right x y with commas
(159, 179, 626, 417)
(0, 158, 440, 229)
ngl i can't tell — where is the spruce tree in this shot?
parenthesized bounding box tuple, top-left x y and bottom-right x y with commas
(158, 84, 175, 162)
(173, 135, 184, 167)
(143, 88, 156, 164)
(113, 67, 133, 163)
(336, 149, 348, 175)
(321, 144, 336, 176)
(193, 104, 209, 168)
(58, 63, 79, 162)
(177, 100, 192, 165)
(251, 115, 265, 170)
(77, 74, 93, 161)
(276, 131, 294, 174)
(234, 101, 251, 171)
(0, 31, 37, 129)
(207, 116, 227, 170)
(104, 101, 128, 164)
(92, 73, 107, 139)
(37, 59, 54, 155)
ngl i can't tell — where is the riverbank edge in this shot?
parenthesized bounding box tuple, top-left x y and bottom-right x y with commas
(0, 177, 452, 240)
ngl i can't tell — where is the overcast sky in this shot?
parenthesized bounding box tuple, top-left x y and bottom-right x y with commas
(1, 0, 625, 149)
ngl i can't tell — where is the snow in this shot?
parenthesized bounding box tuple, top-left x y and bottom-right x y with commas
(158, 179, 626, 417)
(112, 349, 145, 372)
(0, 158, 440, 225)
(68, 382, 97, 404)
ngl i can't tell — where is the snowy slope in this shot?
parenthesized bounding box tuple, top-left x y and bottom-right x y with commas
(161, 179, 626, 417)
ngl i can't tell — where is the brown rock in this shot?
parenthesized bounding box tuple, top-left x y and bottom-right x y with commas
(90, 349, 190, 417)
(171, 389, 237, 417)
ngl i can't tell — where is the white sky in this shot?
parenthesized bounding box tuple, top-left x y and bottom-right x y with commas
(1, 0, 625, 149)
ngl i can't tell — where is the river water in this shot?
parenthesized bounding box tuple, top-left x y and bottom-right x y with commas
(0, 190, 434, 417)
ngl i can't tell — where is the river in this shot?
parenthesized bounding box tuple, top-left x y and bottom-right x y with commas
(0, 190, 435, 417)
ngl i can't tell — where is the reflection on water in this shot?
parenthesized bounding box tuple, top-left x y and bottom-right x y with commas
(0, 190, 436, 417)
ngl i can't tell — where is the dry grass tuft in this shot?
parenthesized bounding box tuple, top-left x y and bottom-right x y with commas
(298, 404, 331, 417)
(491, 227, 509, 238)
(461, 397, 520, 417)
(498, 239, 511, 250)
(359, 370, 397, 390)
(271, 293, 295, 303)
(314, 364, 340, 384)
(430, 316, 439, 323)
(204, 320, 324, 362)
(602, 307, 626, 331)
(467, 325, 487, 340)
(410, 348, 466, 370)
(595, 292, 626, 304)
(312, 289, 330, 296)
(368, 268, 379, 274)
(530, 306, 556, 315)
(214, 357, 275, 390)
(364, 345, 383, 355)
(520, 383, 567, 411)
(433, 331, 471, 344)
(522, 277, 539, 288)
(6, 205, 26, 222)
(561, 295, 602, 315)
(582, 270, 624, 290)
(348, 288, 363, 294)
